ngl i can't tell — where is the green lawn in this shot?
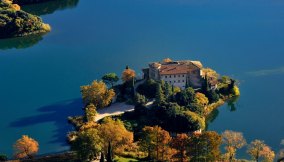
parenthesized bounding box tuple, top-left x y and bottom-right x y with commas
(114, 157, 139, 162)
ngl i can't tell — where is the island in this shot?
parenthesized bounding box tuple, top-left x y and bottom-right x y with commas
(4, 59, 277, 162)
(0, 0, 50, 38)
(66, 58, 242, 162)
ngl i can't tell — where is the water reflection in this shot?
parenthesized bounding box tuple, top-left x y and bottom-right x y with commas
(227, 96, 240, 112)
(10, 98, 83, 146)
(22, 0, 79, 16)
(206, 96, 240, 130)
(0, 34, 44, 50)
(206, 109, 220, 130)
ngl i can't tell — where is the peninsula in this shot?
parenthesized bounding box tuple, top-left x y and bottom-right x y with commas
(0, 0, 50, 38)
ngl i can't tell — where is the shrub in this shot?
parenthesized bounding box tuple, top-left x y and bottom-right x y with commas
(0, 154, 8, 161)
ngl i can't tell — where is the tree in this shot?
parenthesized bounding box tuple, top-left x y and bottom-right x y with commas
(164, 82, 173, 101)
(183, 111, 206, 131)
(163, 58, 173, 63)
(14, 135, 39, 159)
(85, 103, 97, 122)
(278, 140, 284, 162)
(134, 93, 147, 106)
(247, 140, 275, 162)
(81, 80, 115, 108)
(188, 131, 222, 161)
(195, 92, 209, 107)
(98, 117, 133, 156)
(170, 133, 190, 162)
(136, 79, 158, 99)
(71, 122, 102, 161)
(175, 87, 195, 106)
(138, 126, 175, 161)
(202, 68, 219, 81)
(155, 83, 165, 105)
(222, 130, 247, 161)
(261, 146, 275, 162)
(0, 154, 8, 161)
(107, 141, 113, 162)
(102, 73, 119, 87)
(187, 103, 204, 116)
(207, 90, 220, 103)
(100, 152, 105, 162)
(122, 66, 136, 83)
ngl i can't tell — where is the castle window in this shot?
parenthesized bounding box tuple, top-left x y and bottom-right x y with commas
(174, 81, 176, 83)
(182, 75, 185, 77)
(178, 80, 180, 83)
(182, 80, 184, 82)
(178, 75, 180, 77)
(174, 75, 176, 78)
(165, 75, 167, 78)
(169, 75, 172, 78)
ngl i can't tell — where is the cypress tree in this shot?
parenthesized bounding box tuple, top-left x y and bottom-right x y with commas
(100, 152, 105, 162)
(107, 141, 113, 162)
(155, 83, 165, 105)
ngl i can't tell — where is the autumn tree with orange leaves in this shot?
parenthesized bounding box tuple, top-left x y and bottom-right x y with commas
(122, 66, 136, 83)
(171, 133, 190, 162)
(247, 140, 275, 162)
(222, 130, 247, 161)
(14, 135, 39, 159)
(188, 131, 222, 161)
(139, 126, 176, 161)
(80, 80, 115, 108)
(98, 117, 133, 156)
(163, 58, 173, 63)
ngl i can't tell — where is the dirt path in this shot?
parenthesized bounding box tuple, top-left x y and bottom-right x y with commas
(95, 102, 134, 121)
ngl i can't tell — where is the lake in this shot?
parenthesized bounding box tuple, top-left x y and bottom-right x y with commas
(0, 0, 284, 158)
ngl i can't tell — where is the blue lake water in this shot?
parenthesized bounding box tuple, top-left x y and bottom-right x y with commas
(0, 0, 284, 158)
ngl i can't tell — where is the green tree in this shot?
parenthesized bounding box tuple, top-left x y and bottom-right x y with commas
(0, 154, 8, 161)
(100, 152, 104, 162)
(175, 87, 195, 106)
(80, 80, 115, 108)
(207, 90, 220, 103)
(183, 111, 206, 131)
(164, 82, 173, 101)
(102, 73, 119, 88)
(136, 79, 158, 99)
(222, 130, 247, 161)
(107, 141, 113, 162)
(155, 83, 165, 105)
(134, 93, 147, 106)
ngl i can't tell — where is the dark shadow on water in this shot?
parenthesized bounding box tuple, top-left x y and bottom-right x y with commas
(22, 0, 80, 16)
(10, 98, 83, 146)
(0, 34, 44, 50)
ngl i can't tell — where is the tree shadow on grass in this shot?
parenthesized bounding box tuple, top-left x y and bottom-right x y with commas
(9, 98, 83, 146)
